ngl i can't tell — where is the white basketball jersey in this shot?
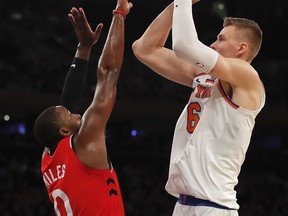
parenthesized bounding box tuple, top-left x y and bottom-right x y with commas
(165, 73, 265, 209)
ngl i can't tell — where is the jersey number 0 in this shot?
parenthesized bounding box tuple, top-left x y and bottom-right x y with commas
(52, 189, 73, 216)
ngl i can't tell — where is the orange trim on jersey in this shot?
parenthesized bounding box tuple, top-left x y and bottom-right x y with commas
(195, 73, 215, 84)
(217, 81, 239, 109)
(205, 79, 215, 84)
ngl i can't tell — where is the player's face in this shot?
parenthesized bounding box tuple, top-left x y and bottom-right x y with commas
(56, 106, 81, 135)
(210, 25, 241, 58)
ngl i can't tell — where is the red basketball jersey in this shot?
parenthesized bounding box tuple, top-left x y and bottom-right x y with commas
(41, 136, 125, 216)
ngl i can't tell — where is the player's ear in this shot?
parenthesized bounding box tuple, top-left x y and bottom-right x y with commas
(60, 127, 70, 137)
(237, 42, 248, 55)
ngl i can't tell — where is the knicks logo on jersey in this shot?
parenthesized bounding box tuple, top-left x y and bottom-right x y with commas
(195, 85, 212, 99)
(192, 76, 215, 100)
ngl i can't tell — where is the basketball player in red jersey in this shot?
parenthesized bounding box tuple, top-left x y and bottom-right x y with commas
(33, 0, 133, 215)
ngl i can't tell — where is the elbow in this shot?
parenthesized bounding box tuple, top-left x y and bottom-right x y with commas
(172, 38, 202, 62)
(97, 61, 120, 83)
(172, 39, 188, 60)
(132, 39, 142, 59)
(172, 43, 181, 59)
(132, 39, 148, 62)
(97, 55, 120, 74)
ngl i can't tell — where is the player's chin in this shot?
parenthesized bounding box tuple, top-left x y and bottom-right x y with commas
(71, 123, 81, 134)
(77, 120, 82, 130)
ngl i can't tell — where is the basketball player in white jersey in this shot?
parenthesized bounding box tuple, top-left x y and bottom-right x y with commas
(132, 0, 265, 215)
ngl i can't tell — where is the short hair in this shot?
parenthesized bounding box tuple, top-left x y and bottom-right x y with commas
(223, 17, 263, 61)
(34, 106, 62, 148)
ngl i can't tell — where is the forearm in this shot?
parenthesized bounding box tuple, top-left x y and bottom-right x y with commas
(98, 12, 125, 78)
(60, 57, 88, 113)
(60, 43, 94, 113)
(89, 9, 126, 129)
(133, 3, 174, 55)
(172, 0, 218, 73)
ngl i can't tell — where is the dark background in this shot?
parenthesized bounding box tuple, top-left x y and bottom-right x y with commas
(0, 0, 288, 215)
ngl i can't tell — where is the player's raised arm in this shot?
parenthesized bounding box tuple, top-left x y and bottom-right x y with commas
(73, 0, 132, 170)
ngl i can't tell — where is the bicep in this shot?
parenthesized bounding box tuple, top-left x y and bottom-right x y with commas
(77, 77, 116, 143)
(210, 56, 258, 88)
(74, 96, 114, 169)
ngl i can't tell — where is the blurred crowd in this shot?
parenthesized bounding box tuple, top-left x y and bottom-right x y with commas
(1, 0, 288, 107)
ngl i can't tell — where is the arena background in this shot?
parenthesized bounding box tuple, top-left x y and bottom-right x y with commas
(1, 0, 288, 215)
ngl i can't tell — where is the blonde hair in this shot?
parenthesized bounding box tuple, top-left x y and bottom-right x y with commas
(223, 17, 263, 61)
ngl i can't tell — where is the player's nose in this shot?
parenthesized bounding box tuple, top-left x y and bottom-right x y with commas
(72, 113, 81, 120)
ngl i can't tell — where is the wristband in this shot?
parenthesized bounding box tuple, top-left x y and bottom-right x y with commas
(113, 9, 126, 19)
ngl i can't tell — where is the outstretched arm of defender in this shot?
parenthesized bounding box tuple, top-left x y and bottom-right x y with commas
(74, 0, 133, 170)
(60, 8, 103, 113)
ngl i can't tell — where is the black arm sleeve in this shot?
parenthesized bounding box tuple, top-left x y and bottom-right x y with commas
(60, 58, 88, 113)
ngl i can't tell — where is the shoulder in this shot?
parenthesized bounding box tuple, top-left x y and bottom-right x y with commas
(213, 56, 261, 87)
(42, 147, 49, 159)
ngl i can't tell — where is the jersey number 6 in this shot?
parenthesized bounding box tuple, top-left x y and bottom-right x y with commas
(186, 102, 201, 133)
